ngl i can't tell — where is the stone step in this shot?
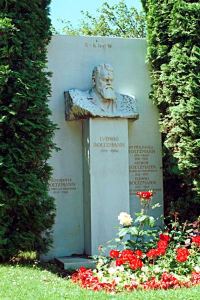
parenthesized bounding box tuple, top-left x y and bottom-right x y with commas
(56, 256, 96, 271)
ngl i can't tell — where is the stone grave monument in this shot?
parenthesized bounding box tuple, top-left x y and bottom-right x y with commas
(45, 36, 163, 264)
(65, 63, 138, 255)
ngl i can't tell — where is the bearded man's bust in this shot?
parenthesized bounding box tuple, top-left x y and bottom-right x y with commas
(65, 64, 138, 120)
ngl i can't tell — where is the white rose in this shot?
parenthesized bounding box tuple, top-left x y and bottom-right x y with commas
(101, 277, 108, 283)
(162, 268, 167, 273)
(185, 239, 191, 246)
(153, 266, 161, 274)
(114, 277, 121, 284)
(97, 271, 104, 279)
(108, 267, 117, 275)
(141, 266, 149, 273)
(97, 259, 104, 266)
(118, 212, 132, 226)
(194, 266, 200, 273)
(117, 265, 124, 272)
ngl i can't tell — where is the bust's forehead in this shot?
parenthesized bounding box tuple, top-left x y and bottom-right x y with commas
(98, 64, 114, 77)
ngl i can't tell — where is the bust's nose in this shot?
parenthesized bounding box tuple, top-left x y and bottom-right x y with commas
(106, 78, 112, 85)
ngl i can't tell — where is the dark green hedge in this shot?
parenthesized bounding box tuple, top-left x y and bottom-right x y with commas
(0, 0, 56, 260)
(142, 0, 200, 219)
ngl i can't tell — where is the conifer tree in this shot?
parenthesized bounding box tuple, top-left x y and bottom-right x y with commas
(142, 0, 200, 219)
(0, 0, 56, 260)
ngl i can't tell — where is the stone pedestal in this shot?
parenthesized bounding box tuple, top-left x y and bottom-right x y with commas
(83, 118, 130, 255)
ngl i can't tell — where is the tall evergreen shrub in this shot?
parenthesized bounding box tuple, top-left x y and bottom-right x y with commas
(0, 0, 56, 260)
(142, 0, 200, 219)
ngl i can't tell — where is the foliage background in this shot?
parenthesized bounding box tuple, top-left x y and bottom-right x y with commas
(59, 0, 146, 38)
(0, 0, 56, 260)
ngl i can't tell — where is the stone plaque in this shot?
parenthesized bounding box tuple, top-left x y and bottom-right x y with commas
(129, 145, 161, 194)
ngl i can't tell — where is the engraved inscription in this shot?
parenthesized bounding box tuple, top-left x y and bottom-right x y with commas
(93, 136, 125, 153)
(129, 145, 161, 195)
(49, 178, 77, 194)
(84, 39, 112, 49)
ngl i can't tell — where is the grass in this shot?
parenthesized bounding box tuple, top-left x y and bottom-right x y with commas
(0, 263, 199, 300)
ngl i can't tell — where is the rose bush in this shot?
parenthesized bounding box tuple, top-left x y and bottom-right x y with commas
(72, 192, 200, 292)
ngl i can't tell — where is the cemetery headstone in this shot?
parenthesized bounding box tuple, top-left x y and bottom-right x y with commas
(44, 36, 163, 260)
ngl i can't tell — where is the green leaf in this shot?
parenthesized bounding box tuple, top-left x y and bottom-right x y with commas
(118, 228, 129, 237)
(149, 216, 155, 227)
(129, 227, 139, 235)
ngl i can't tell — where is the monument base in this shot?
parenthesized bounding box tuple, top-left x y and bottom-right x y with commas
(56, 256, 96, 270)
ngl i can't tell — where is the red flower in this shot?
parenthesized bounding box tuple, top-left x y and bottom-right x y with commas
(191, 272, 200, 285)
(136, 191, 153, 200)
(157, 240, 168, 248)
(161, 272, 177, 283)
(176, 255, 188, 263)
(72, 267, 116, 292)
(142, 273, 180, 290)
(120, 249, 136, 263)
(109, 249, 120, 259)
(192, 236, 200, 246)
(159, 234, 170, 243)
(115, 258, 123, 266)
(156, 247, 166, 256)
(135, 249, 143, 257)
(142, 277, 160, 290)
(176, 247, 190, 262)
(146, 248, 159, 259)
(176, 247, 189, 256)
(160, 272, 179, 289)
(146, 235, 169, 259)
(124, 281, 138, 290)
(121, 249, 134, 256)
(79, 266, 87, 273)
(129, 258, 143, 270)
(157, 240, 168, 255)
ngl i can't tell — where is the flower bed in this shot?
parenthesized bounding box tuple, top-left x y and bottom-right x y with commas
(72, 192, 200, 293)
(72, 267, 200, 292)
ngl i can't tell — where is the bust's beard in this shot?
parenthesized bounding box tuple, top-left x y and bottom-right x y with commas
(99, 86, 116, 100)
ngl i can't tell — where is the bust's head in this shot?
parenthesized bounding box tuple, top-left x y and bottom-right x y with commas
(92, 64, 116, 100)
